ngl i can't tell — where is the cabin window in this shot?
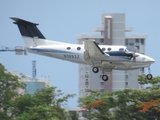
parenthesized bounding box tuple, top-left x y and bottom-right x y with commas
(125, 48, 131, 52)
(101, 48, 106, 51)
(67, 47, 71, 50)
(107, 48, 111, 51)
(119, 48, 124, 51)
(77, 47, 81, 50)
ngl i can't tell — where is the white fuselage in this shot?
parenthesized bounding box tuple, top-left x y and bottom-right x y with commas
(27, 38, 154, 71)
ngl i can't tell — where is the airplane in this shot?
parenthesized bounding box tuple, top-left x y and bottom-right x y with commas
(10, 17, 155, 81)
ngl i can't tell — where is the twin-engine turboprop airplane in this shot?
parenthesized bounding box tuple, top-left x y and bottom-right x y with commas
(11, 18, 155, 81)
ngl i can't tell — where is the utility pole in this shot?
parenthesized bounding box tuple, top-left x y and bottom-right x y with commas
(32, 60, 36, 80)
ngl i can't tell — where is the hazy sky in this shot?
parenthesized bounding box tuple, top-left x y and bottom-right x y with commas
(0, 0, 160, 107)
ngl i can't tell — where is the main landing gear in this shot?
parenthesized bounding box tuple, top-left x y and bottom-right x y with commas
(92, 67, 108, 81)
(146, 66, 153, 80)
(93, 66, 153, 81)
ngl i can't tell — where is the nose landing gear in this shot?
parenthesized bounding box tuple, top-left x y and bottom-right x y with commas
(92, 67, 108, 81)
(146, 74, 153, 80)
(146, 66, 153, 80)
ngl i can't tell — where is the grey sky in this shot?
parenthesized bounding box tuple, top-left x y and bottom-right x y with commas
(0, 0, 160, 107)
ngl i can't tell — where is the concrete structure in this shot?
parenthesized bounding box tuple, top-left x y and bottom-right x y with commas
(65, 107, 86, 120)
(11, 71, 50, 95)
(77, 13, 147, 97)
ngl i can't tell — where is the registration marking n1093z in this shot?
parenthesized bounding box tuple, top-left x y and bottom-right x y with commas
(64, 54, 79, 59)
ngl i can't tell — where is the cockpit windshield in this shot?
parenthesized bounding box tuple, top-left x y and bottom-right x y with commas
(125, 48, 132, 52)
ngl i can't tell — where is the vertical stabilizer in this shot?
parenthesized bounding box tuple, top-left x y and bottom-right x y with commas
(11, 17, 46, 47)
(11, 17, 45, 39)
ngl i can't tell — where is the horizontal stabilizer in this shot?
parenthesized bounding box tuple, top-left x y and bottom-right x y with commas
(10, 17, 45, 39)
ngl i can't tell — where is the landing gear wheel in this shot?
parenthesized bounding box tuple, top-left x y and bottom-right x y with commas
(102, 75, 108, 81)
(92, 67, 99, 73)
(146, 74, 153, 80)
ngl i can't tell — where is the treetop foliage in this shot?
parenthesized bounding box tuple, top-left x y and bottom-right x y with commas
(79, 75, 160, 120)
(0, 63, 76, 120)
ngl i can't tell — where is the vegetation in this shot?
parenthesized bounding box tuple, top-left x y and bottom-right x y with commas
(0, 63, 75, 120)
(1, 61, 160, 120)
(79, 75, 160, 120)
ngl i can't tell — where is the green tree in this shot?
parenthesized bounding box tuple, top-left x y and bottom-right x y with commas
(13, 87, 75, 120)
(0, 63, 26, 119)
(79, 75, 160, 120)
(0, 63, 76, 120)
(68, 111, 79, 120)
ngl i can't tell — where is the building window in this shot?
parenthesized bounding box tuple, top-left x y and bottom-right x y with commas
(85, 74, 89, 78)
(129, 43, 134, 46)
(125, 82, 128, 86)
(67, 47, 71, 50)
(85, 81, 89, 85)
(140, 67, 144, 72)
(85, 89, 88, 92)
(101, 48, 106, 51)
(100, 39, 104, 42)
(108, 48, 111, 51)
(125, 39, 128, 45)
(135, 46, 139, 50)
(96, 42, 99, 45)
(100, 82, 104, 85)
(100, 75, 102, 78)
(135, 39, 139, 43)
(101, 32, 104, 36)
(141, 39, 144, 45)
(77, 47, 81, 50)
(125, 75, 128, 79)
(99, 89, 104, 93)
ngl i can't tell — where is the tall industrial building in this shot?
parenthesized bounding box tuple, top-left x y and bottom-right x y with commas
(77, 13, 147, 97)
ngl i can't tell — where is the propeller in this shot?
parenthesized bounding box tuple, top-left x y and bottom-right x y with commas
(132, 53, 139, 61)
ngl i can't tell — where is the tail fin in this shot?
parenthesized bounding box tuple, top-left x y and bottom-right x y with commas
(11, 17, 66, 47)
(11, 17, 45, 39)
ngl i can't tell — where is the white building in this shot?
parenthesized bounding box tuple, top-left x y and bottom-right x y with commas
(11, 71, 50, 95)
(77, 13, 147, 97)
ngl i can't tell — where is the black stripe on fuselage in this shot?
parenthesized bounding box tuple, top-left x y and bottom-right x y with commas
(106, 51, 132, 59)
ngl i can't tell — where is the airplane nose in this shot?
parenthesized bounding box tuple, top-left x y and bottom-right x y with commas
(146, 56, 155, 64)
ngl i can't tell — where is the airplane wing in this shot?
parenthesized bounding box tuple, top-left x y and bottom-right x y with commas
(84, 40, 109, 59)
